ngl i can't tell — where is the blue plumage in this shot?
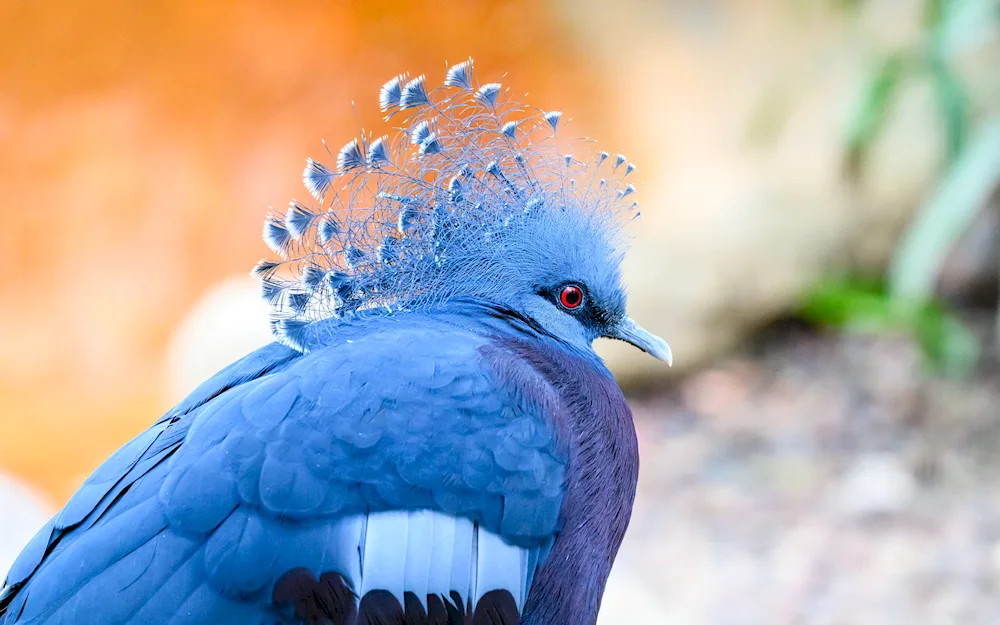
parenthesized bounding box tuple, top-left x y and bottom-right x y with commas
(1, 58, 670, 624)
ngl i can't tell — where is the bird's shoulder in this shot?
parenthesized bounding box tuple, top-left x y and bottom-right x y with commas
(0, 308, 593, 625)
(161, 312, 572, 536)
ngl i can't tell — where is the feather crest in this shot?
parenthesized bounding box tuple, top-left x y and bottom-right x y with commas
(367, 136, 391, 166)
(303, 159, 335, 201)
(543, 111, 562, 133)
(263, 218, 292, 257)
(255, 58, 641, 348)
(400, 75, 430, 109)
(380, 76, 404, 112)
(445, 59, 474, 90)
(476, 83, 502, 107)
(337, 139, 365, 173)
(317, 213, 340, 244)
(285, 201, 316, 239)
(410, 121, 432, 146)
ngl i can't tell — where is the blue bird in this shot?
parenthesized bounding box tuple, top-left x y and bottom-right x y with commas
(0, 58, 670, 625)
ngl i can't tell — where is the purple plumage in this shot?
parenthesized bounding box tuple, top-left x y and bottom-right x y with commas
(485, 339, 639, 624)
(0, 59, 668, 625)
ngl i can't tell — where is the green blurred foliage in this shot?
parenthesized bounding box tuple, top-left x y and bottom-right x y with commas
(813, 0, 1000, 374)
(889, 115, 1000, 303)
(799, 279, 980, 376)
(844, 53, 912, 176)
(843, 0, 981, 174)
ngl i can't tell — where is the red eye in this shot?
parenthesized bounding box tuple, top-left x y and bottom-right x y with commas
(559, 285, 584, 310)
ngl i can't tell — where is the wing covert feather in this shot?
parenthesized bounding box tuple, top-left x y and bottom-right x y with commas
(2, 319, 566, 624)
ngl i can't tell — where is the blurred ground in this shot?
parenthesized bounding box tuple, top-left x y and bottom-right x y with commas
(605, 314, 1000, 624)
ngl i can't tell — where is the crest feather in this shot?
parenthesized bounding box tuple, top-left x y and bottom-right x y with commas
(303, 159, 335, 201)
(400, 75, 430, 109)
(380, 76, 404, 112)
(445, 59, 474, 90)
(255, 58, 641, 348)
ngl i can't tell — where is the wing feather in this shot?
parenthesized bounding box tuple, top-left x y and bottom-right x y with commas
(3, 316, 565, 625)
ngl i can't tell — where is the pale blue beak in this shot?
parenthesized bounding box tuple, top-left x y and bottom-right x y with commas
(608, 317, 672, 365)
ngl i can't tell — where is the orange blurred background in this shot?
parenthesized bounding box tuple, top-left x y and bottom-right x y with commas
(0, 0, 616, 504)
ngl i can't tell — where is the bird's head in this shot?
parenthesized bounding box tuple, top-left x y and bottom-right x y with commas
(254, 59, 670, 365)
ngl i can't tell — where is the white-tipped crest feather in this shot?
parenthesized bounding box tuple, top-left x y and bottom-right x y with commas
(256, 58, 642, 348)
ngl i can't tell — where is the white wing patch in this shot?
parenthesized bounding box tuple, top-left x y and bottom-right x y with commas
(354, 510, 539, 611)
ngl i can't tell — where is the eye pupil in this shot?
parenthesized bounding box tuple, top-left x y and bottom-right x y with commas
(560, 285, 583, 309)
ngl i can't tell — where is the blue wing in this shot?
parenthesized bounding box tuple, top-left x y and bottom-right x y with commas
(0, 315, 566, 624)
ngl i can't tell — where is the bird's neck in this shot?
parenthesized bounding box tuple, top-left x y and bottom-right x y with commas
(510, 342, 639, 625)
(445, 297, 608, 370)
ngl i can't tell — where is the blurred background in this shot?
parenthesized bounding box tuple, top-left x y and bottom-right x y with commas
(1, 0, 999, 622)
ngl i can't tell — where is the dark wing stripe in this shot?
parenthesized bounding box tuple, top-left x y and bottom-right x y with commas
(267, 510, 531, 624)
(473, 589, 520, 625)
(403, 591, 428, 622)
(446, 591, 468, 622)
(358, 589, 404, 623)
(316, 572, 358, 624)
(425, 594, 451, 624)
(272, 568, 356, 625)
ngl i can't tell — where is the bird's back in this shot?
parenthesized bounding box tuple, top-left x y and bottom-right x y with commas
(0, 303, 636, 625)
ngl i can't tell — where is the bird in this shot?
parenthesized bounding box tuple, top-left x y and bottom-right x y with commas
(0, 58, 670, 625)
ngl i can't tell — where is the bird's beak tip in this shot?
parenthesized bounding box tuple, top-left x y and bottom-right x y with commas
(661, 348, 674, 367)
(649, 340, 673, 367)
(609, 318, 672, 366)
